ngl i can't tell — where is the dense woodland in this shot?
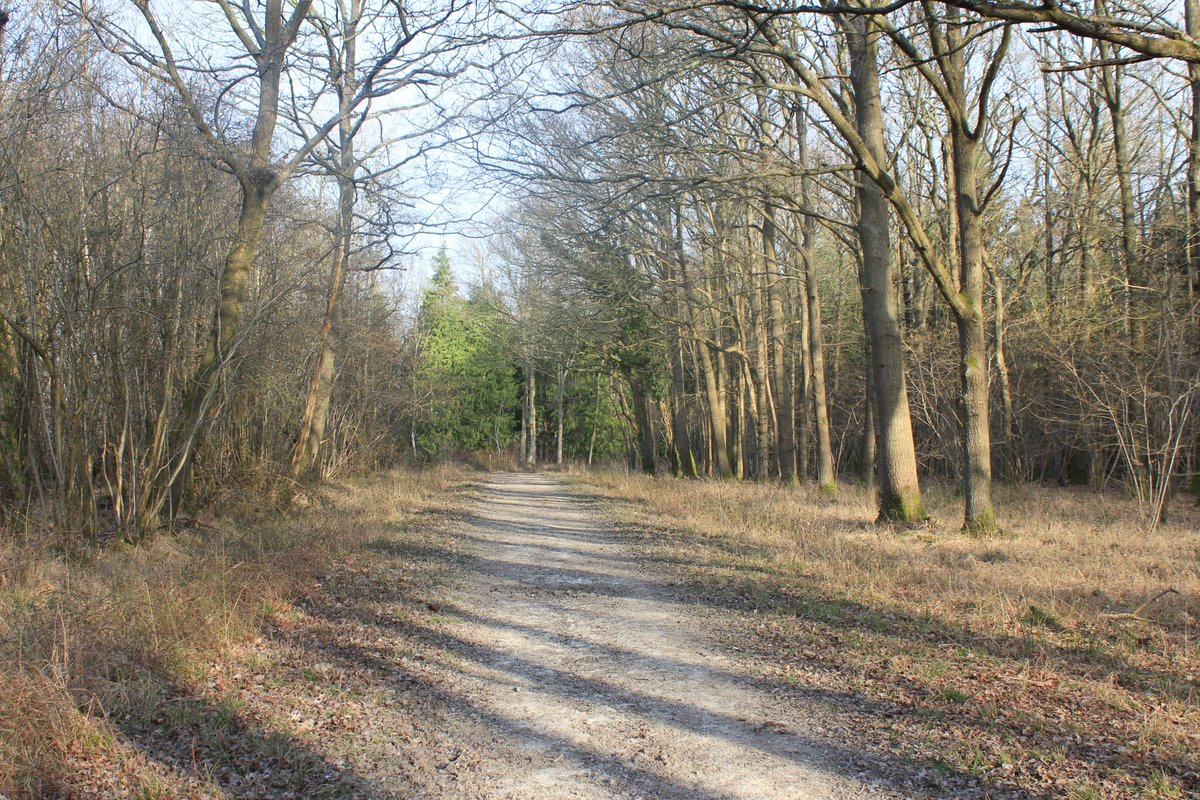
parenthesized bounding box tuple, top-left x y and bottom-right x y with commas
(1, 0, 1199, 542)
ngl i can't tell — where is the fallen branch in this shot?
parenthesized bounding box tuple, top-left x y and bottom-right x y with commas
(1102, 588, 1180, 622)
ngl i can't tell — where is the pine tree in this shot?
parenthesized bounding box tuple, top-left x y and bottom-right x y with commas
(414, 249, 519, 456)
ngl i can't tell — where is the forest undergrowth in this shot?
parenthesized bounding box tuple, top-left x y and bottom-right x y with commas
(574, 471, 1200, 798)
(0, 464, 466, 798)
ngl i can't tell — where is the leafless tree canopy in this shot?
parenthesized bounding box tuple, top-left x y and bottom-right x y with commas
(0, 0, 1198, 544)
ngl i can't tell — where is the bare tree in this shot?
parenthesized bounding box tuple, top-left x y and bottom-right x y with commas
(80, 0, 451, 520)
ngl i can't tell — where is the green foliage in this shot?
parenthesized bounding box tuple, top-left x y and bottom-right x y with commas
(414, 250, 519, 457)
(561, 372, 626, 462)
(1021, 604, 1063, 630)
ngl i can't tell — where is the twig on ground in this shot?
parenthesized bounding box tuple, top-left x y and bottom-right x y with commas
(1102, 587, 1179, 622)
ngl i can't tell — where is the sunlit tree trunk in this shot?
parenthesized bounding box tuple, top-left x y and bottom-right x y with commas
(169, 184, 272, 513)
(721, 347, 742, 478)
(293, 2, 360, 479)
(939, 11, 1001, 532)
(763, 202, 797, 483)
(859, 357, 877, 486)
(661, 207, 699, 478)
(667, 327, 697, 477)
(847, 14, 925, 522)
(1096, 20, 1141, 344)
(950, 128, 996, 532)
(747, 254, 772, 482)
(685, 249, 731, 477)
(162, 0, 309, 517)
(525, 361, 537, 467)
(1189, 0, 1200, 322)
(555, 364, 565, 466)
(797, 122, 836, 493)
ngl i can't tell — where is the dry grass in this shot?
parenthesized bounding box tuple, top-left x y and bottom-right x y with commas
(0, 464, 465, 798)
(573, 471, 1200, 798)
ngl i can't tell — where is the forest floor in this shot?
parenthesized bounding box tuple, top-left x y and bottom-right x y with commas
(3, 469, 1197, 798)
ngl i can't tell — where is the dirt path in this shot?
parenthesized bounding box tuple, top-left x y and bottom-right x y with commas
(131, 472, 909, 799)
(421, 473, 900, 799)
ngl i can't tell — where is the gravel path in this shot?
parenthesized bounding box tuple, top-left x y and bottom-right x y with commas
(427, 472, 902, 799)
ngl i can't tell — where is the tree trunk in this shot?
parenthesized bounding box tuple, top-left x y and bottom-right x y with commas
(587, 373, 602, 467)
(859, 359, 877, 486)
(555, 364, 565, 466)
(721, 347, 742, 478)
(1190, 0, 1200, 325)
(630, 376, 657, 475)
(951, 130, 997, 532)
(668, 330, 697, 477)
(292, 13, 359, 479)
(1096, 11, 1142, 344)
(763, 202, 798, 484)
(796, 284, 811, 482)
(682, 248, 733, 477)
(167, 184, 272, 513)
(746, 221, 771, 482)
(668, 211, 699, 478)
(987, 257, 1017, 475)
(160, 0, 295, 518)
(525, 361, 537, 467)
(1042, 141, 1058, 318)
(944, 12, 998, 533)
(747, 345, 770, 482)
(293, 172, 352, 480)
(798, 123, 837, 493)
(519, 380, 527, 465)
(847, 15, 925, 522)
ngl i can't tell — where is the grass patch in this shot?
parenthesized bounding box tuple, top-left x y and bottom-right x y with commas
(0, 464, 463, 797)
(935, 686, 971, 704)
(1021, 604, 1063, 630)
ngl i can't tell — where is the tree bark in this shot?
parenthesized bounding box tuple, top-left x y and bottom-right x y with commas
(630, 375, 657, 475)
(587, 373, 602, 467)
(555, 363, 565, 466)
(159, 0, 303, 516)
(1097, 27, 1141, 344)
(668, 211, 700, 478)
(798, 123, 837, 493)
(1190, 0, 1200, 323)
(859, 350, 877, 486)
(943, 11, 999, 533)
(987, 257, 1017, 472)
(293, 4, 360, 479)
(847, 15, 925, 522)
(519, 380, 527, 465)
(168, 184, 272, 513)
(682, 243, 733, 477)
(667, 329, 697, 477)
(748, 298, 771, 481)
(525, 361, 537, 467)
(293, 174, 350, 480)
(951, 129, 997, 532)
(721, 347, 742, 478)
(763, 202, 798, 483)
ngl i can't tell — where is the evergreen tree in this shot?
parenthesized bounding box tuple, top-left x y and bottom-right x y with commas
(415, 249, 519, 457)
